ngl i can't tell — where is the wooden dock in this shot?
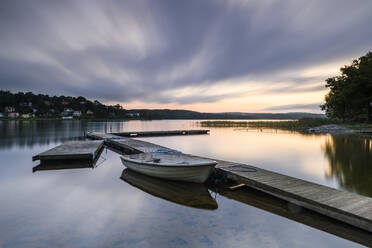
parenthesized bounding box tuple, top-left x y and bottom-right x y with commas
(86, 132, 179, 154)
(87, 131, 372, 233)
(215, 162, 372, 233)
(32, 140, 104, 166)
(112, 129, 209, 137)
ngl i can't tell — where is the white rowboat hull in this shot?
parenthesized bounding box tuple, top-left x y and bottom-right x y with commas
(120, 156, 215, 183)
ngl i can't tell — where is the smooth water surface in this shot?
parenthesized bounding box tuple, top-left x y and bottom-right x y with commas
(0, 120, 371, 248)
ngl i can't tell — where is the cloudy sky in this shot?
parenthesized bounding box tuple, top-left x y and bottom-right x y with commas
(1, 0, 372, 113)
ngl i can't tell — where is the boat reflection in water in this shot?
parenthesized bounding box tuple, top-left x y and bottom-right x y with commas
(120, 168, 218, 210)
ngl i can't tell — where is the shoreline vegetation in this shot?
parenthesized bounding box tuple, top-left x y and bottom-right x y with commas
(199, 118, 372, 134)
(1, 117, 372, 134)
(321, 52, 372, 123)
(0, 117, 141, 121)
(200, 118, 338, 129)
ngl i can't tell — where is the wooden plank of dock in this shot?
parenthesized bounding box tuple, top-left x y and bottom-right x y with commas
(86, 132, 178, 154)
(215, 161, 372, 233)
(86, 131, 372, 233)
(32, 140, 104, 163)
(112, 129, 209, 137)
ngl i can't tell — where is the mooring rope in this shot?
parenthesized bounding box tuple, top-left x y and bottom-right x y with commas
(211, 170, 229, 184)
(94, 148, 107, 167)
(211, 165, 257, 185)
(95, 155, 106, 167)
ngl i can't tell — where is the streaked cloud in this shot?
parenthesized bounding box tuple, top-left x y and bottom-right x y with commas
(264, 104, 321, 112)
(0, 0, 371, 112)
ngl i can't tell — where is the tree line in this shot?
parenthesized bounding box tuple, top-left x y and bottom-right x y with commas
(0, 90, 128, 119)
(321, 51, 372, 122)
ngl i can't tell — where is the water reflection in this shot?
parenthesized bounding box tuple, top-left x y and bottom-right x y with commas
(323, 135, 372, 198)
(121, 169, 218, 210)
(0, 120, 88, 149)
(0, 120, 201, 149)
(0, 120, 366, 247)
(211, 185, 372, 247)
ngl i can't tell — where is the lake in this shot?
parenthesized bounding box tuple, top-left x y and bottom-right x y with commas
(0, 120, 370, 248)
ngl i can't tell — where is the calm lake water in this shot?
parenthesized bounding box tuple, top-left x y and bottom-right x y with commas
(0, 120, 371, 248)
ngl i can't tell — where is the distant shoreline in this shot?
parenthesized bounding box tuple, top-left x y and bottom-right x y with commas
(199, 119, 372, 134)
(2, 117, 372, 135)
(0, 117, 141, 121)
(0, 116, 321, 121)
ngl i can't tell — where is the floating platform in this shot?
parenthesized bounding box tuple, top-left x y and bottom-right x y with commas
(112, 129, 209, 137)
(87, 131, 372, 233)
(32, 140, 104, 169)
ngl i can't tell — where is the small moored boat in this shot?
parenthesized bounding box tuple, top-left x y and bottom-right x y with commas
(120, 153, 217, 183)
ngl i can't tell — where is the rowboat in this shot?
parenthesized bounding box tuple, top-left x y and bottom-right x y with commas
(121, 169, 218, 210)
(120, 153, 217, 183)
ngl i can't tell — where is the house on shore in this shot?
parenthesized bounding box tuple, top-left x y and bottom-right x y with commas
(73, 110, 82, 117)
(62, 108, 73, 117)
(8, 112, 19, 118)
(21, 114, 32, 118)
(5, 106, 15, 113)
(126, 112, 140, 118)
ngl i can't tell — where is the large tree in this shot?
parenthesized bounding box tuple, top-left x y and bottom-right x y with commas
(321, 51, 372, 122)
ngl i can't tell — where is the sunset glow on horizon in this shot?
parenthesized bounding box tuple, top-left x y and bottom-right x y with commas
(107, 59, 348, 113)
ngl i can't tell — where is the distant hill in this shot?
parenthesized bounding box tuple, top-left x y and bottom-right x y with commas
(129, 109, 325, 120)
(0, 90, 126, 119)
(0, 90, 324, 120)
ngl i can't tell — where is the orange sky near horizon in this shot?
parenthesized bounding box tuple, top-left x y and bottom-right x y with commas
(117, 89, 328, 113)
(105, 59, 347, 113)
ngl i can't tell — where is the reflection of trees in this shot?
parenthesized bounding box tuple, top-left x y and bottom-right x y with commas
(0, 120, 123, 149)
(323, 135, 372, 198)
(0, 120, 85, 149)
